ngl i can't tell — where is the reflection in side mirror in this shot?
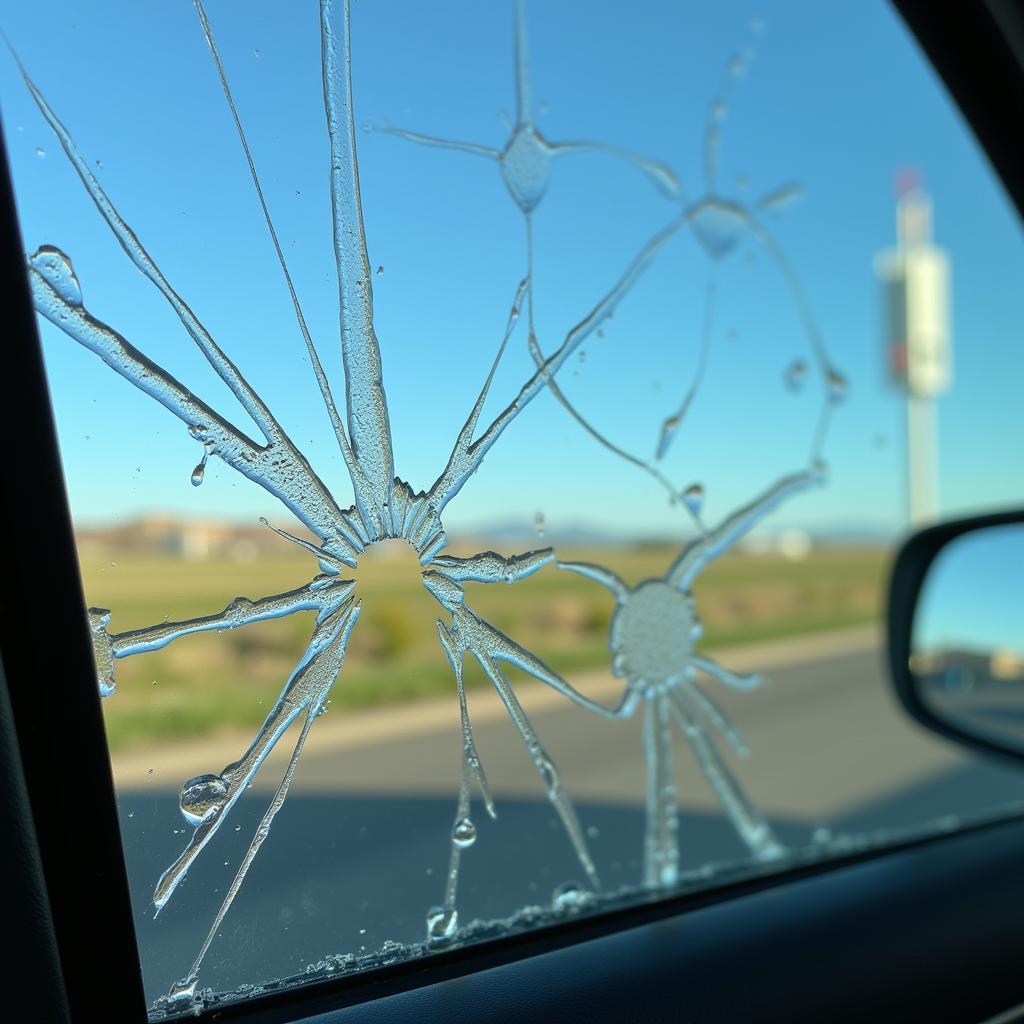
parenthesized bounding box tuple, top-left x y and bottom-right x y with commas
(889, 513, 1024, 763)
(913, 524, 1024, 754)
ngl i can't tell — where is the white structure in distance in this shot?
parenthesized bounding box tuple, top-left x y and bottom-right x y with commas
(875, 173, 953, 527)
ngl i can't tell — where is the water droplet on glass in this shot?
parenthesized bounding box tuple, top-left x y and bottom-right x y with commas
(533, 510, 545, 538)
(35, 147, 46, 158)
(784, 359, 808, 392)
(179, 773, 228, 826)
(596, 328, 605, 339)
(578, 350, 587, 363)
(811, 826, 832, 846)
(147, 768, 154, 776)
(30, 245, 83, 306)
(826, 368, 848, 403)
(127, 812, 134, 819)
(500, 124, 554, 213)
(253, 48, 261, 58)
(656, 414, 682, 460)
(376, 265, 384, 276)
(682, 484, 704, 517)
(191, 442, 212, 487)
(552, 880, 590, 912)
(536, 754, 559, 792)
(452, 817, 477, 849)
(167, 976, 197, 1003)
(294, 190, 301, 197)
(691, 201, 745, 260)
(426, 906, 458, 942)
(586, 825, 600, 839)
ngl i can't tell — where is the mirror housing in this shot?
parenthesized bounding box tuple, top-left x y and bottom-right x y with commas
(889, 510, 1024, 764)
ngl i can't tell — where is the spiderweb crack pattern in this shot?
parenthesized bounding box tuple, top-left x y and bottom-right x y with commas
(376, 4, 848, 888)
(17, 0, 664, 1001)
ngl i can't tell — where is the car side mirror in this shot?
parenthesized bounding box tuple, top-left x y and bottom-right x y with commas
(888, 511, 1024, 764)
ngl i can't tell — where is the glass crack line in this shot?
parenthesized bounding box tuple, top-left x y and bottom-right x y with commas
(373, 0, 708, 525)
(14, 0, 655, 1001)
(559, 468, 823, 887)
(500, 16, 846, 493)
(529, 21, 847, 887)
(370, 0, 681, 217)
(371, 4, 843, 530)
(650, 21, 845, 465)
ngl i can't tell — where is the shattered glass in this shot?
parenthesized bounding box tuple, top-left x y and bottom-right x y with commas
(374, 3, 844, 889)
(5, 0, 1024, 1016)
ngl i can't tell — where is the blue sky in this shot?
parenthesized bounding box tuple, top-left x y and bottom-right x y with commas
(916, 524, 1024, 654)
(2, 0, 1023, 541)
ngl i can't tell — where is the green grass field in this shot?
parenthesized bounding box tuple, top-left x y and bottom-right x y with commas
(81, 542, 890, 751)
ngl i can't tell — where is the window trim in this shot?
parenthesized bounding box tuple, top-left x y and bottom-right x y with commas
(895, 0, 1024, 221)
(0, 131, 147, 1022)
(230, 813, 1024, 1024)
(1, 1, 1022, 1021)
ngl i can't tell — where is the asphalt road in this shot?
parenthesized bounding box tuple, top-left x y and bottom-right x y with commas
(117, 630, 1024, 1004)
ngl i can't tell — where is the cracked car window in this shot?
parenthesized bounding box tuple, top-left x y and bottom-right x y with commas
(3, 1, 1023, 1015)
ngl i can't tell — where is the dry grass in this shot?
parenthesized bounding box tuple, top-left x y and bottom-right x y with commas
(81, 541, 890, 751)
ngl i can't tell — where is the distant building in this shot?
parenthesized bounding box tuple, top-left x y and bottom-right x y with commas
(991, 648, 1024, 682)
(75, 514, 311, 562)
